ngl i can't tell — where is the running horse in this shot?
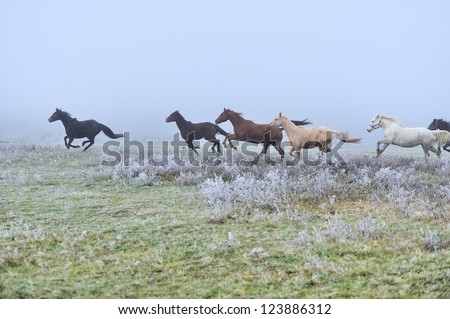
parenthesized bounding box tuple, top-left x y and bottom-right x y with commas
(166, 110, 228, 154)
(215, 108, 311, 158)
(268, 113, 361, 160)
(367, 114, 441, 158)
(427, 118, 450, 152)
(48, 108, 123, 151)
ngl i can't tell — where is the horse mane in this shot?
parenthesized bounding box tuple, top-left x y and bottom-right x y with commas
(379, 114, 405, 127)
(279, 113, 295, 125)
(56, 108, 72, 118)
(224, 108, 243, 117)
(436, 118, 450, 126)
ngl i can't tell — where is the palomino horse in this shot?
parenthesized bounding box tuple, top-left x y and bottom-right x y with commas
(215, 108, 311, 158)
(268, 113, 361, 160)
(166, 110, 228, 154)
(48, 108, 123, 151)
(427, 119, 450, 152)
(367, 114, 441, 158)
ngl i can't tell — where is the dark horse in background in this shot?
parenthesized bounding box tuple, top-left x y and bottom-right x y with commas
(48, 108, 123, 151)
(215, 108, 311, 158)
(166, 110, 229, 154)
(428, 118, 450, 152)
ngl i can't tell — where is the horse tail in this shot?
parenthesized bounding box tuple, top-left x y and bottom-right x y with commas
(99, 124, 124, 139)
(215, 125, 229, 136)
(333, 131, 362, 143)
(433, 130, 450, 146)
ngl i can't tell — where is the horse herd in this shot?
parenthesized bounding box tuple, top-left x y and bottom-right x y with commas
(48, 108, 450, 160)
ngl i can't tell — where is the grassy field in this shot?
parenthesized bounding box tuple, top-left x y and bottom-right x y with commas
(0, 144, 449, 298)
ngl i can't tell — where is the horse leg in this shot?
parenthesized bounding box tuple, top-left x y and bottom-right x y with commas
(275, 142, 284, 159)
(187, 140, 199, 155)
(223, 134, 238, 150)
(289, 146, 295, 157)
(64, 136, 70, 149)
(209, 139, 221, 153)
(444, 142, 450, 152)
(421, 145, 430, 159)
(376, 140, 390, 157)
(323, 143, 333, 164)
(296, 147, 302, 160)
(67, 137, 80, 149)
(221, 136, 228, 148)
(426, 144, 441, 158)
(214, 140, 221, 153)
(83, 138, 95, 151)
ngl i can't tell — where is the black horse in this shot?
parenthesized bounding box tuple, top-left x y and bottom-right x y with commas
(166, 110, 228, 154)
(48, 108, 123, 151)
(428, 118, 450, 152)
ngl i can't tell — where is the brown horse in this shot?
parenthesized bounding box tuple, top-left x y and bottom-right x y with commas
(215, 108, 311, 158)
(166, 110, 228, 154)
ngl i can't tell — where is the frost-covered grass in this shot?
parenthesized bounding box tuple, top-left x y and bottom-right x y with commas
(0, 144, 449, 298)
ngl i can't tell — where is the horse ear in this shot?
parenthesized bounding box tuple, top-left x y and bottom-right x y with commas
(279, 112, 282, 117)
(224, 107, 226, 111)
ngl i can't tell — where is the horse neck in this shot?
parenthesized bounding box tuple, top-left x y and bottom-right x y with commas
(227, 112, 245, 126)
(59, 113, 76, 127)
(280, 117, 298, 136)
(380, 118, 400, 129)
(173, 114, 188, 128)
(439, 121, 450, 131)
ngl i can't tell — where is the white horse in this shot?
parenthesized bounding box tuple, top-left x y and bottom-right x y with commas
(268, 113, 361, 160)
(367, 114, 441, 158)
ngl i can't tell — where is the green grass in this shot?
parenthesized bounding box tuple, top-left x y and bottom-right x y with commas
(0, 145, 448, 298)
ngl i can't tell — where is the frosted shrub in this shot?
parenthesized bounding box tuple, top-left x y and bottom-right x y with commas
(33, 173, 45, 184)
(0, 219, 46, 242)
(11, 171, 28, 185)
(105, 162, 160, 186)
(291, 227, 324, 247)
(176, 171, 206, 186)
(386, 186, 417, 216)
(372, 167, 417, 190)
(423, 228, 442, 252)
(326, 215, 356, 242)
(132, 171, 160, 186)
(248, 247, 266, 257)
(437, 182, 450, 202)
(349, 168, 372, 189)
(355, 216, 388, 240)
(199, 176, 233, 215)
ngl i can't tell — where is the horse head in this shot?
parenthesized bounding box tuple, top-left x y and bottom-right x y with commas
(48, 108, 63, 122)
(215, 108, 231, 124)
(427, 119, 439, 130)
(367, 114, 382, 132)
(166, 110, 180, 123)
(268, 112, 284, 128)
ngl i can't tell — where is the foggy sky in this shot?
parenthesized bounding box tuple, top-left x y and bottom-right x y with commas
(1, 0, 449, 145)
